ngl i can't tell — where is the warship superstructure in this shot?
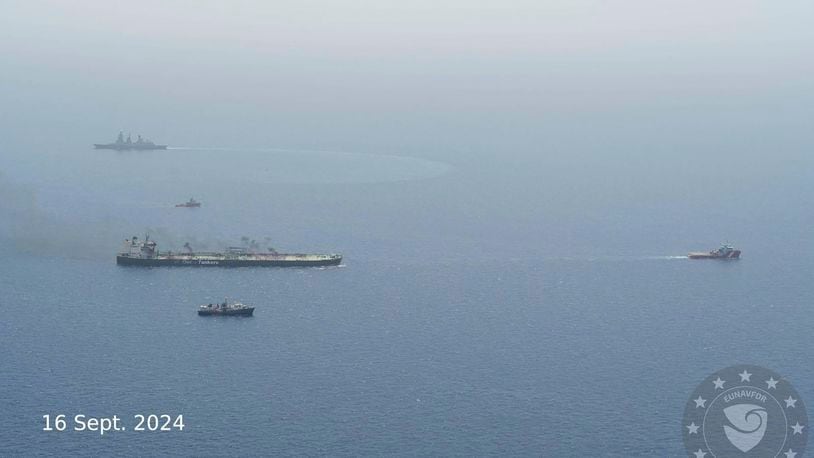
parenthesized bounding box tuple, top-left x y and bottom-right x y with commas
(198, 300, 254, 316)
(94, 132, 168, 150)
(117, 236, 342, 267)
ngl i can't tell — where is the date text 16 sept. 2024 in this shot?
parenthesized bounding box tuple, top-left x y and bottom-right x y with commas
(43, 414, 184, 435)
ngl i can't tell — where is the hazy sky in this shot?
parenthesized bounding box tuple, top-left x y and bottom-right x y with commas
(2, 1, 813, 151)
(2, 1, 814, 258)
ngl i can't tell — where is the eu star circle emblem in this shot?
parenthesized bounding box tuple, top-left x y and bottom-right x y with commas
(684, 365, 807, 457)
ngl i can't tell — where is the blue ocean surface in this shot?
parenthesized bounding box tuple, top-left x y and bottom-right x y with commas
(1, 141, 812, 456)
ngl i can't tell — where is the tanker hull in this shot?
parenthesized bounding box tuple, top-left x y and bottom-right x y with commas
(118, 236, 342, 267)
(117, 254, 342, 267)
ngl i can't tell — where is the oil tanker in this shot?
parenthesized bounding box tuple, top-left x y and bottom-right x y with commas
(117, 236, 342, 267)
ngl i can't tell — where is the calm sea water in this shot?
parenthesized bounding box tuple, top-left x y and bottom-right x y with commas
(1, 141, 813, 456)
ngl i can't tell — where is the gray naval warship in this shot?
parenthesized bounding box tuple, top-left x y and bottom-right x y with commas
(198, 300, 254, 316)
(117, 236, 342, 267)
(94, 132, 167, 151)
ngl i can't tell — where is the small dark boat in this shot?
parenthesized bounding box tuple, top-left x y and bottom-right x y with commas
(198, 300, 254, 316)
(176, 198, 201, 208)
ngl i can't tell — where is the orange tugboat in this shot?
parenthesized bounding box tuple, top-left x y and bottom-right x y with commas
(175, 198, 201, 208)
(688, 244, 741, 259)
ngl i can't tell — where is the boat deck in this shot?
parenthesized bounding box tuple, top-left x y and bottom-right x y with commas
(155, 252, 340, 261)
